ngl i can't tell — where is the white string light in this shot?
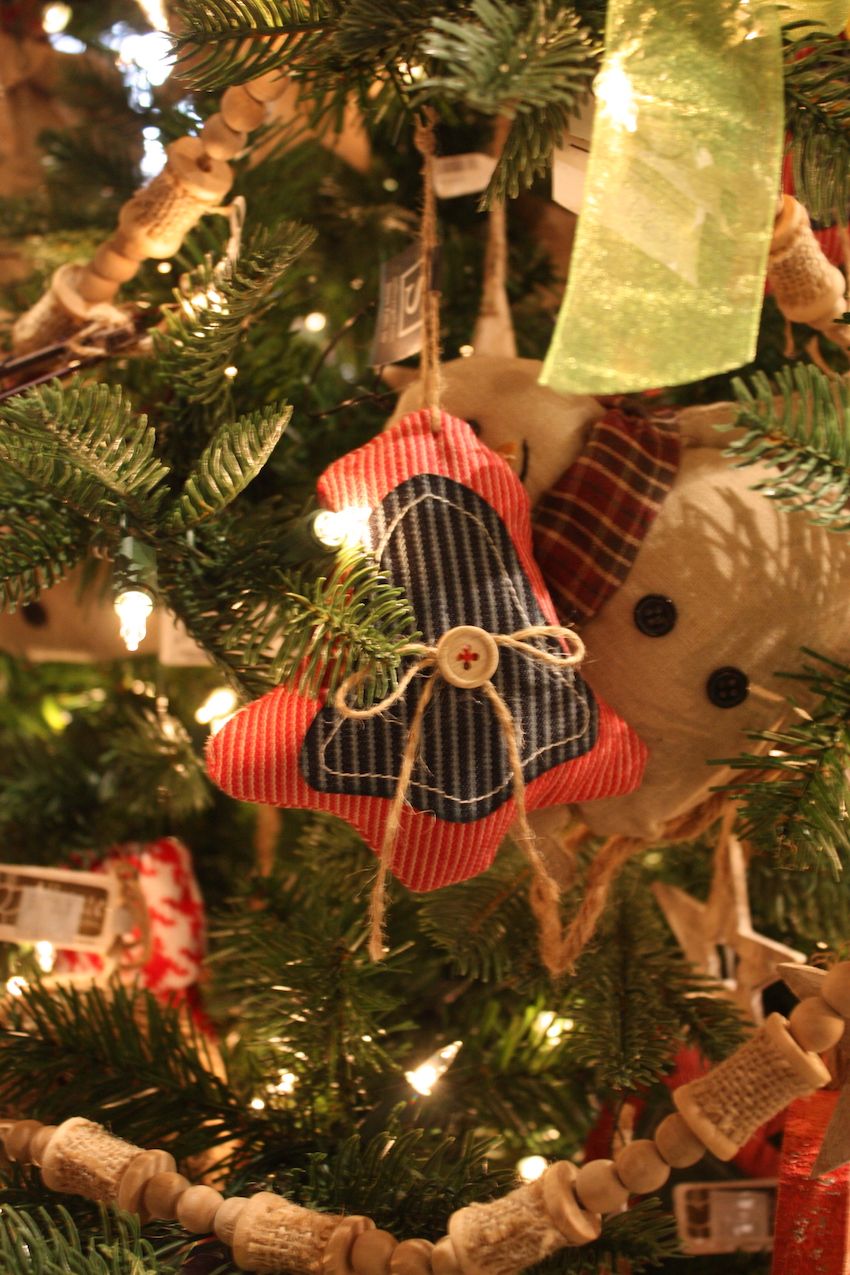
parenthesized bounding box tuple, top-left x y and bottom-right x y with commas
(42, 3, 72, 33)
(195, 687, 238, 729)
(311, 506, 372, 550)
(35, 941, 56, 974)
(304, 311, 328, 333)
(114, 589, 154, 653)
(5, 977, 28, 998)
(405, 1041, 462, 1097)
(517, 1155, 548, 1182)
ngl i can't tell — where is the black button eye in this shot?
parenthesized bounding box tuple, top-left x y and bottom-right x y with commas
(467, 418, 482, 436)
(634, 595, 676, 637)
(707, 666, 749, 708)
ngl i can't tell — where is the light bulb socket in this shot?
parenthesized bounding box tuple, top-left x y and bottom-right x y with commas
(114, 535, 158, 599)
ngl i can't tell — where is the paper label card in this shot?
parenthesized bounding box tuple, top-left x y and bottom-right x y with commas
(0, 864, 121, 953)
(371, 242, 438, 366)
(433, 153, 497, 199)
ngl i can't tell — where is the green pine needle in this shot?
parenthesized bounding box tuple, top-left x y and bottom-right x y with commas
(171, 0, 330, 91)
(0, 1205, 179, 1275)
(0, 493, 86, 612)
(714, 649, 850, 873)
(726, 365, 850, 529)
(783, 27, 850, 224)
(167, 404, 292, 529)
(0, 381, 169, 529)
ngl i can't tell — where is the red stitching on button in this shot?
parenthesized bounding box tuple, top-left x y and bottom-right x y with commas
(456, 645, 480, 670)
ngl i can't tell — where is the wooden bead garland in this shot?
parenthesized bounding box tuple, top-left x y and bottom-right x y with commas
(118, 137, 232, 260)
(789, 996, 846, 1053)
(674, 1012, 830, 1161)
(5, 970, 850, 1275)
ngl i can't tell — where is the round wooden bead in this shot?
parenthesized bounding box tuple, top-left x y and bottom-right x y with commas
(4, 1120, 42, 1163)
(214, 1196, 250, 1246)
(143, 1170, 191, 1220)
(573, 1159, 629, 1214)
(822, 963, 850, 1019)
(352, 1228, 398, 1275)
(29, 1125, 58, 1167)
(614, 1140, 671, 1195)
(176, 1183, 224, 1233)
(541, 1161, 601, 1245)
(390, 1240, 434, 1275)
(221, 84, 266, 133)
(323, 1216, 375, 1275)
(790, 996, 847, 1053)
(109, 229, 148, 263)
(168, 137, 232, 203)
(117, 1149, 176, 1218)
(92, 241, 141, 282)
(244, 70, 288, 102)
(76, 268, 120, 304)
(653, 1113, 706, 1169)
(200, 114, 247, 161)
(431, 1236, 461, 1275)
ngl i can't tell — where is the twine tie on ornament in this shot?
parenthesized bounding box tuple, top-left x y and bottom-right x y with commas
(335, 622, 586, 969)
(414, 110, 442, 434)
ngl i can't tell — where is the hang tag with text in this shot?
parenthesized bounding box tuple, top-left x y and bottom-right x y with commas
(371, 242, 440, 366)
(0, 864, 123, 953)
(551, 99, 595, 214)
(433, 152, 498, 198)
(158, 610, 211, 667)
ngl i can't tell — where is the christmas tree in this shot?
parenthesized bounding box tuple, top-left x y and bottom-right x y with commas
(2, 2, 850, 1272)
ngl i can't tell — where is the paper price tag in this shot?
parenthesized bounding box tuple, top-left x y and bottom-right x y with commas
(158, 610, 211, 668)
(673, 1180, 776, 1255)
(371, 242, 429, 366)
(433, 152, 497, 199)
(551, 98, 596, 214)
(0, 864, 122, 953)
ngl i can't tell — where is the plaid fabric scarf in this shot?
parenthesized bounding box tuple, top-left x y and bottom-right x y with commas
(532, 409, 681, 625)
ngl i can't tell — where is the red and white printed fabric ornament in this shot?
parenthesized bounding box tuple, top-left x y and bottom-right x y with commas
(207, 410, 646, 895)
(54, 837, 206, 1001)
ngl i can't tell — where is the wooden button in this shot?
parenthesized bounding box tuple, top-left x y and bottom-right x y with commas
(653, 1113, 705, 1168)
(614, 1141, 670, 1194)
(435, 626, 499, 689)
(143, 1170, 191, 1220)
(573, 1160, 629, 1214)
(790, 996, 846, 1053)
(214, 1196, 250, 1246)
(117, 1149, 176, 1218)
(352, 1229, 398, 1275)
(176, 1184, 223, 1233)
(541, 1161, 601, 1245)
(390, 1239, 434, 1275)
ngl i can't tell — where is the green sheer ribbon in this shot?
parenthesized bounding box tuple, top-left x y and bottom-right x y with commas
(541, 0, 785, 396)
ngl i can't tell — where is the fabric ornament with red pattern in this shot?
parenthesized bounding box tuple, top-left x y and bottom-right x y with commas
(207, 409, 647, 970)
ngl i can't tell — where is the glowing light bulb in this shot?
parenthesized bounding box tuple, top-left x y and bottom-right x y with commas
(534, 1010, 575, 1041)
(517, 1155, 547, 1182)
(195, 686, 238, 726)
(5, 976, 27, 998)
(304, 311, 327, 333)
(35, 941, 55, 973)
(223, 365, 238, 379)
(156, 261, 172, 274)
(405, 1040, 462, 1096)
(114, 589, 154, 653)
(272, 1071, 297, 1095)
(42, 2, 72, 33)
(249, 1097, 266, 1111)
(459, 344, 474, 358)
(595, 58, 638, 133)
(311, 506, 372, 550)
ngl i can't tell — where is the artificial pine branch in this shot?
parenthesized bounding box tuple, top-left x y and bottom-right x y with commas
(0, 493, 87, 612)
(783, 26, 850, 225)
(0, 382, 169, 529)
(171, 0, 331, 91)
(715, 649, 850, 872)
(725, 365, 850, 529)
(423, 0, 597, 202)
(166, 405, 292, 529)
(0, 1204, 181, 1275)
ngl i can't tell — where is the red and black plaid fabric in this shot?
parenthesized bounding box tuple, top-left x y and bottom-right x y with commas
(532, 410, 680, 625)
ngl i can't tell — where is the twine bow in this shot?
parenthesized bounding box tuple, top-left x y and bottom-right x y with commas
(335, 623, 586, 968)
